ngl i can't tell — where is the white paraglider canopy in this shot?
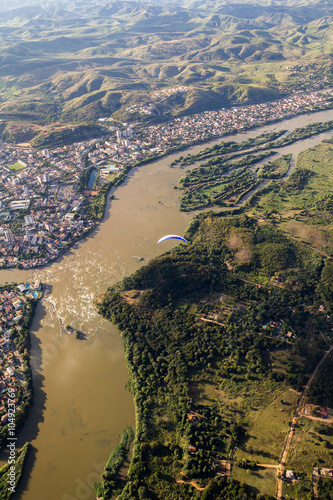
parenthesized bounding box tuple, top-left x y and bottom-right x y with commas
(157, 234, 188, 244)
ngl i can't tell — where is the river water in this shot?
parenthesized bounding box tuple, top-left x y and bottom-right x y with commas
(1, 108, 333, 500)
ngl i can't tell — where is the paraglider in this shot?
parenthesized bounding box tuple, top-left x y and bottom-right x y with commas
(157, 234, 188, 244)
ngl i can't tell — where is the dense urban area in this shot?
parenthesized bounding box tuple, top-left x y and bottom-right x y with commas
(1, 88, 333, 269)
(0, 283, 39, 434)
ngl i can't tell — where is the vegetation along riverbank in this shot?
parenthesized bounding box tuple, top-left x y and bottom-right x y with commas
(95, 130, 333, 499)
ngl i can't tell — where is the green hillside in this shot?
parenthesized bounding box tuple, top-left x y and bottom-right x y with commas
(1, 0, 333, 124)
(95, 125, 333, 499)
(96, 212, 332, 499)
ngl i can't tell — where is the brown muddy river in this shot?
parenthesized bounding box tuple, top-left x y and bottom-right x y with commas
(1, 108, 333, 499)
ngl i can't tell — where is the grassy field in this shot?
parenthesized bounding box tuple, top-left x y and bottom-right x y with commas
(237, 270, 272, 286)
(257, 140, 333, 214)
(279, 220, 333, 255)
(234, 388, 298, 464)
(270, 349, 305, 379)
(193, 369, 298, 494)
(218, 377, 283, 410)
(232, 465, 277, 497)
(287, 417, 333, 475)
(8, 162, 26, 170)
(248, 140, 333, 256)
(192, 381, 244, 419)
(192, 371, 297, 465)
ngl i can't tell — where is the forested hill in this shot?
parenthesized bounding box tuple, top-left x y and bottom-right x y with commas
(96, 213, 333, 499)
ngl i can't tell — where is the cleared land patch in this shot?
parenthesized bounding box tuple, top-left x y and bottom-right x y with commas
(248, 139, 333, 257)
(286, 417, 333, 475)
(279, 219, 332, 254)
(232, 465, 277, 498)
(235, 388, 298, 464)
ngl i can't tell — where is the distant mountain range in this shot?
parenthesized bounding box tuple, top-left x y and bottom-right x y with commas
(0, 0, 332, 124)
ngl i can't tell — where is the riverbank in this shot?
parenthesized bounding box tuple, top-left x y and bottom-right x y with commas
(0, 442, 30, 499)
(94, 108, 333, 498)
(177, 119, 333, 211)
(1, 92, 333, 271)
(0, 284, 41, 499)
(0, 284, 41, 449)
(3, 106, 333, 499)
(96, 208, 333, 498)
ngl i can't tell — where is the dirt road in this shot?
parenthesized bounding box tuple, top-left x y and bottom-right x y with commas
(276, 346, 333, 499)
(313, 467, 319, 500)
